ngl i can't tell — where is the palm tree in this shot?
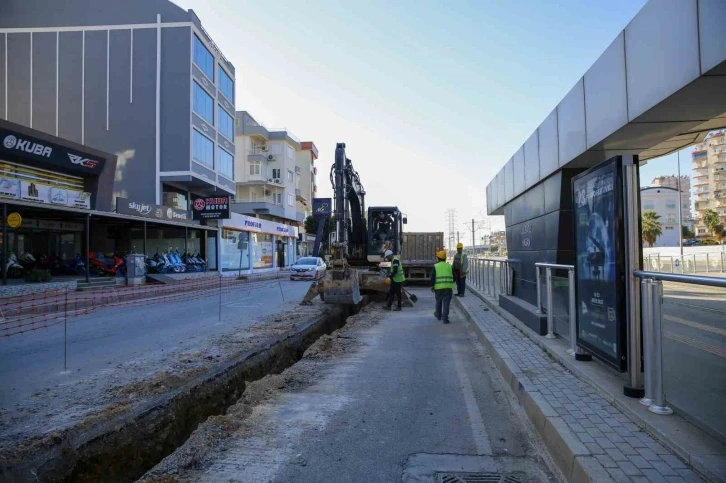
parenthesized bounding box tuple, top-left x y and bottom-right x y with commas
(702, 209, 725, 242)
(642, 211, 663, 247)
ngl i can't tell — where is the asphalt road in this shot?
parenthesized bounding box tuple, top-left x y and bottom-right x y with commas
(197, 289, 561, 483)
(0, 279, 310, 409)
(661, 281, 726, 441)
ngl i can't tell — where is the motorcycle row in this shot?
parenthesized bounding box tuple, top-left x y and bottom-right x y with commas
(3, 249, 206, 278)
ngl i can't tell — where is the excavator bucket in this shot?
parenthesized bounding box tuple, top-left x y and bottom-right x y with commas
(323, 267, 362, 305)
(358, 271, 415, 307)
(300, 279, 323, 305)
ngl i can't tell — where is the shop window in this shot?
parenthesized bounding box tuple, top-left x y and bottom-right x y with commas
(252, 233, 273, 269)
(193, 81, 214, 125)
(193, 34, 214, 81)
(221, 229, 249, 271)
(218, 65, 234, 102)
(193, 129, 214, 168)
(218, 106, 233, 140)
(218, 147, 234, 179)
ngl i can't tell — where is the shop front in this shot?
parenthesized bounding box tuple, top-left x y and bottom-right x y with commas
(218, 213, 297, 274)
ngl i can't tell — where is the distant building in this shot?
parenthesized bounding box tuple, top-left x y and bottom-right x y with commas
(692, 130, 726, 237)
(650, 175, 691, 221)
(641, 186, 683, 246)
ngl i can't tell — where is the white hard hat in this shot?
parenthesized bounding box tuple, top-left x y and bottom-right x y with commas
(384, 250, 393, 258)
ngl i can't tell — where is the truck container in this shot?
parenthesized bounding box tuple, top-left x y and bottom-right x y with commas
(401, 232, 444, 283)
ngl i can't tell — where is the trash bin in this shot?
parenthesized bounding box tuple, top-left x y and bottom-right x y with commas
(125, 253, 146, 285)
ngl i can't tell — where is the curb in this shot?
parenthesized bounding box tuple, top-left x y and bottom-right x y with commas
(460, 285, 725, 483)
(454, 295, 611, 482)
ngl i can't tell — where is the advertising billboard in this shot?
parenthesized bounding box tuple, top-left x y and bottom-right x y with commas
(572, 157, 627, 371)
(191, 196, 230, 220)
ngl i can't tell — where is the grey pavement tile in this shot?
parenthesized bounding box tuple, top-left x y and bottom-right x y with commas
(581, 419, 596, 429)
(606, 447, 629, 462)
(629, 477, 650, 483)
(598, 437, 617, 450)
(580, 406, 596, 416)
(629, 455, 654, 469)
(640, 469, 670, 483)
(577, 433, 595, 444)
(597, 422, 616, 433)
(619, 461, 643, 476)
(624, 436, 648, 449)
(585, 427, 604, 438)
(569, 422, 585, 434)
(648, 461, 677, 477)
(636, 447, 662, 462)
(605, 432, 626, 444)
(596, 454, 619, 468)
(659, 454, 688, 470)
(646, 442, 671, 455)
(615, 426, 634, 437)
(674, 469, 704, 483)
(585, 442, 606, 455)
(620, 443, 640, 456)
(607, 468, 634, 483)
(570, 409, 585, 419)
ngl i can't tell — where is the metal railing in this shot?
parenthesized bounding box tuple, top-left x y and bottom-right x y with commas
(468, 258, 516, 298)
(644, 253, 725, 274)
(634, 271, 726, 417)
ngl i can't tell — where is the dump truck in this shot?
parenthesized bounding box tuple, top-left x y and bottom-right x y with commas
(400, 231, 445, 283)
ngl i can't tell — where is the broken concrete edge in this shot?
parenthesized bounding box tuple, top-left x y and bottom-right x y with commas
(460, 285, 726, 483)
(454, 296, 600, 482)
(1, 304, 350, 483)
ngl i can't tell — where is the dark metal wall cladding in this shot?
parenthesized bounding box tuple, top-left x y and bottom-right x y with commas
(503, 169, 583, 307)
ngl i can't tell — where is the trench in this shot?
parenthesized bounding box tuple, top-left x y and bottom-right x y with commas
(8, 302, 363, 483)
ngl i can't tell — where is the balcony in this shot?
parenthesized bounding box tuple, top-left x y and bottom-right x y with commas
(296, 211, 305, 223)
(241, 169, 285, 187)
(231, 197, 285, 218)
(693, 178, 709, 187)
(295, 166, 301, 174)
(248, 147, 273, 163)
(693, 161, 708, 169)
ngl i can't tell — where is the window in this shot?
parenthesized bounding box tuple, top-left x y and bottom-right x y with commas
(218, 147, 234, 179)
(666, 214, 676, 223)
(249, 161, 260, 176)
(275, 193, 282, 205)
(218, 107, 233, 140)
(665, 226, 674, 230)
(287, 170, 293, 183)
(193, 35, 214, 81)
(269, 143, 283, 155)
(192, 129, 214, 168)
(287, 193, 294, 206)
(643, 202, 655, 210)
(193, 82, 214, 125)
(272, 168, 281, 179)
(218, 65, 234, 102)
(665, 200, 676, 209)
(286, 144, 295, 160)
(698, 228, 707, 234)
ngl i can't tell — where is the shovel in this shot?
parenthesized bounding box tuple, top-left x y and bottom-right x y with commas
(403, 287, 418, 303)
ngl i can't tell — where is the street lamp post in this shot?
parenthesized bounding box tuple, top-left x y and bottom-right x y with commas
(677, 151, 684, 267)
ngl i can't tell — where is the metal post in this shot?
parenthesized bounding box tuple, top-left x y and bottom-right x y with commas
(721, 252, 724, 273)
(693, 254, 697, 274)
(623, 156, 644, 398)
(649, 280, 673, 415)
(670, 256, 674, 273)
(545, 267, 555, 339)
(639, 279, 655, 407)
(143, 221, 147, 256)
(657, 253, 661, 272)
(218, 272, 222, 322)
(706, 253, 710, 273)
(677, 152, 684, 266)
(63, 288, 68, 372)
(2, 203, 7, 286)
(568, 268, 576, 353)
(85, 214, 90, 284)
(535, 266, 542, 314)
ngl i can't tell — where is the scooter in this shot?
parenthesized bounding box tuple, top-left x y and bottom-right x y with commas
(17, 252, 37, 271)
(5, 253, 24, 278)
(55, 254, 86, 276)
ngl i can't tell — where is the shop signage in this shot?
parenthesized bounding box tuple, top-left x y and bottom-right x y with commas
(191, 196, 230, 220)
(313, 198, 332, 217)
(7, 212, 21, 228)
(0, 126, 105, 175)
(223, 212, 298, 238)
(572, 157, 627, 372)
(116, 197, 192, 222)
(0, 177, 92, 209)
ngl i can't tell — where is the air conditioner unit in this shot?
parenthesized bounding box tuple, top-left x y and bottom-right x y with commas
(274, 178, 281, 184)
(267, 155, 275, 161)
(261, 146, 268, 152)
(268, 178, 273, 182)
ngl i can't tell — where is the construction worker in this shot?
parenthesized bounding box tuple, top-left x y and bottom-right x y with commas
(431, 250, 454, 324)
(452, 242, 469, 297)
(384, 249, 405, 311)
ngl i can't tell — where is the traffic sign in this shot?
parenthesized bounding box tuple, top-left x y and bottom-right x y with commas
(7, 212, 21, 228)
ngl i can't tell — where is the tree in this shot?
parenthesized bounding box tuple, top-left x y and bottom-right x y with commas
(682, 225, 695, 239)
(702, 209, 725, 241)
(641, 211, 663, 247)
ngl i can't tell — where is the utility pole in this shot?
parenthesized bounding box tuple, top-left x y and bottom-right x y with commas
(677, 151, 684, 267)
(457, 231, 460, 245)
(471, 219, 476, 256)
(445, 209, 458, 251)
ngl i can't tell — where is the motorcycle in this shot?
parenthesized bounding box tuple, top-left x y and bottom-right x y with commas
(89, 252, 126, 277)
(146, 251, 171, 274)
(5, 253, 24, 279)
(53, 254, 86, 276)
(17, 252, 37, 271)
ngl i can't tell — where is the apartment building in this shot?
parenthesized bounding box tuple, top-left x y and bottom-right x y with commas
(233, 111, 309, 226)
(0, 0, 237, 209)
(650, 175, 691, 222)
(692, 130, 726, 237)
(296, 142, 319, 221)
(640, 187, 683, 247)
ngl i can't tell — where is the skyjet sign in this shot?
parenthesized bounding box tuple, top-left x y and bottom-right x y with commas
(116, 197, 192, 222)
(3, 135, 52, 158)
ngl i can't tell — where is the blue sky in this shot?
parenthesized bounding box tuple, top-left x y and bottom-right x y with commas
(176, 0, 655, 234)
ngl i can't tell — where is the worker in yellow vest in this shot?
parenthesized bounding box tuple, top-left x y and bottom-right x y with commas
(384, 249, 405, 311)
(430, 250, 455, 324)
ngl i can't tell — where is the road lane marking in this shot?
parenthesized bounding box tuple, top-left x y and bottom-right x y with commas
(665, 331, 726, 359)
(664, 315, 726, 337)
(451, 344, 493, 455)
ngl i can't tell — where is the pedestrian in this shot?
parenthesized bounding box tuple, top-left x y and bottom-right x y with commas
(431, 250, 454, 324)
(452, 243, 469, 297)
(384, 249, 405, 311)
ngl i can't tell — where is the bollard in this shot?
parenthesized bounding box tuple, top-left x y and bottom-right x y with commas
(568, 268, 577, 354)
(706, 253, 710, 273)
(693, 254, 697, 274)
(639, 279, 655, 407)
(649, 280, 672, 415)
(545, 267, 556, 339)
(657, 253, 661, 272)
(535, 266, 542, 314)
(670, 256, 674, 273)
(722, 252, 725, 273)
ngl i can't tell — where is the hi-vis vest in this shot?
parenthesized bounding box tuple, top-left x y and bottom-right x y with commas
(433, 261, 455, 290)
(391, 255, 406, 283)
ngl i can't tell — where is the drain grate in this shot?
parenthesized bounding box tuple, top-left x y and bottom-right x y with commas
(438, 473, 523, 483)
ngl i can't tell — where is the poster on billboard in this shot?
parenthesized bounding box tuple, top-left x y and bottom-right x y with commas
(17, 181, 91, 209)
(572, 157, 627, 371)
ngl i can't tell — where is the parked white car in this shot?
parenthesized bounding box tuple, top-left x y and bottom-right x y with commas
(290, 257, 326, 281)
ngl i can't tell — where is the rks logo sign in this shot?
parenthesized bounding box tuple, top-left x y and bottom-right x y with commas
(68, 153, 98, 169)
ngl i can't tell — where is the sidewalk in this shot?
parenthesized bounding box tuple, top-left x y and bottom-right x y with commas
(455, 284, 725, 483)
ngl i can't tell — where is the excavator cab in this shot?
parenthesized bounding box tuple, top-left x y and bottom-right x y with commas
(367, 207, 404, 263)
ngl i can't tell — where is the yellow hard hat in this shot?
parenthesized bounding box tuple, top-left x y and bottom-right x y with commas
(384, 278, 391, 286)
(436, 250, 447, 260)
(457, 243, 463, 249)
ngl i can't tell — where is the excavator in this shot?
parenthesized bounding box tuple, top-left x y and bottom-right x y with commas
(301, 143, 414, 306)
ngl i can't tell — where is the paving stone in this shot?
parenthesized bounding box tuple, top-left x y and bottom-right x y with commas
(624, 436, 648, 449)
(659, 454, 688, 470)
(620, 443, 640, 456)
(585, 442, 606, 455)
(606, 447, 629, 462)
(636, 447, 662, 462)
(597, 423, 616, 433)
(675, 469, 703, 482)
(619, 461, 643, 476)
(606, 468, 633, 483)
(596, 454, 619, 468)
(598, 437, 617, 450)
(605, 432, 626, 444)
(629, 455, 654, 469)
(577, 433, 595, 444)
(648, 460, 678, 477)
(569, 422, 586, 434)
